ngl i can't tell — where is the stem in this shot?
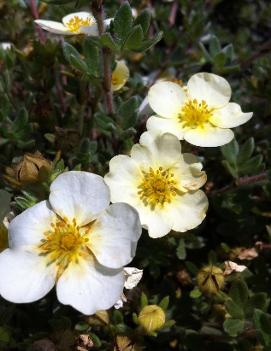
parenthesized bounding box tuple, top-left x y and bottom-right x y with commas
(211, 172, 268, 195)
(92, 1, 114, 114)
(30, 0, 46, 44)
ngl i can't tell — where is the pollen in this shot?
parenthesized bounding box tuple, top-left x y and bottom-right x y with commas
(179, 99, 214, 128)
(138, 167, 178, 210)
(38, 217, 92, 278)
(66, 16, 93, 33)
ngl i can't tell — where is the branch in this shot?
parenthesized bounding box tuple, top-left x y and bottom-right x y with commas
(92, 1, 114, 114)
(211, 172, 268, 195)
(30, 0, 46, 44)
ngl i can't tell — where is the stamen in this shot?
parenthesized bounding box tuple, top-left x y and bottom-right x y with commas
(66, 16, 93, 33)
(38, 217, 92, 278)
(138, 167, 178, 210)
(179, 99, 214, 128)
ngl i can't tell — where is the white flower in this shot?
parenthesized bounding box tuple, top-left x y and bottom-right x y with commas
(0, 42, 12, 51)
(105, 132, 208, 238)
(35, 12, 111, 36)
(147, 72, 253, 147)
(111, 60, 130, 92)
(0, 171, 141, 315)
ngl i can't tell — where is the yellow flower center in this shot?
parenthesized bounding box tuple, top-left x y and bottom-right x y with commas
(66, 16, 93, 33)
(138, 167, 178, 210)
(179, 99, 214, 128)
(38, 218, 92, 278)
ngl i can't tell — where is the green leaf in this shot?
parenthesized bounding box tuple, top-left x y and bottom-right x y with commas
(118, 96, 139, 129)
(159, 296, 169, 311)
(209, 35, 221, 56)
(63, 42, 88, 73)
(253, 309, 271, 347)
(225, 299, 244, 319)
(238, 155, 263, 174)
(221, 139, 239, 165)
(83, 38, 100, 77)
(190, 288, 202, 299)
(248, 293, 270, 312)
(229, 279, 249, 307)
(222, 160, 238, 178)
(124, 25, 144, 50)
(176, 238, 186, 260)
(100, 33, 119, 51)
(134, 10, 151, 35)
(237, 137, 255, 163)
(113, 2, 133, 41)
(213, 52, 227, 67)
(223, 318, 244, 337)
(14, 108, 28, 133)
(140, 292, 148, 308)
(222, 43, 234, 61)
(140, 31, 163, 52)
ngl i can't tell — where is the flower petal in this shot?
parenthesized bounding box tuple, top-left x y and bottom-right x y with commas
(89, 203, 141, 269)
(210, 103, 253, 128)
(79, 24, 99, 36)
(165, 190, 208, 232)
(105, 155, 141, 191)
(0, 249, 55, 303)
(187, 72, 231, 108)
(34, 20, 72, 35)
(148, 81, 186, 118)
(49, 171, 110, 226)
(56, 260, 124, 315)
(146, 115, 185, 140)
(184, 125, 234, 147)
(112, 60, 130, 92)
(140, 209, 172, 238)
(9, 201, 55, 249)
(136, 132, 183, 166)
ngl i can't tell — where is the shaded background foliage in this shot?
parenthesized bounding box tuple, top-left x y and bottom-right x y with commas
(1, 0, 271, 350)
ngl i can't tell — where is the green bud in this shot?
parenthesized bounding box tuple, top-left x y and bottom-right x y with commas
(197, 265, 225, 295)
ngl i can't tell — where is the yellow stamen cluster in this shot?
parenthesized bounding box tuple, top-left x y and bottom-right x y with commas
(66, 16, 92, 33)
(138, 167, 178, 210)
(38, 218, 92, 278)
(179, 99, 213, 128)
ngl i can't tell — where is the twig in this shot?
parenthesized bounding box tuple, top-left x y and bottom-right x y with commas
(211, 172, 268, 195)
(236, 172, 268, 186)
(30, 0, 46, 44)
(92, 1, 114, 114)
(169, 1, 178, 27)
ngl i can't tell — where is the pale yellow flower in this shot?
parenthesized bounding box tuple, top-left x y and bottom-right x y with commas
(147, 72, 253, 147)
(112, 60, 130, 92)
(35, 12, 111, 36)
(105, 132, 208, 238)
(0, 171, 141, 315)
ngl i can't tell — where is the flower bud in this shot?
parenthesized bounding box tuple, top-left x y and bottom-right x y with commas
(197, 265, 225, 295)
(138, 305, 166, 333)
(4, 152, 51, 187)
